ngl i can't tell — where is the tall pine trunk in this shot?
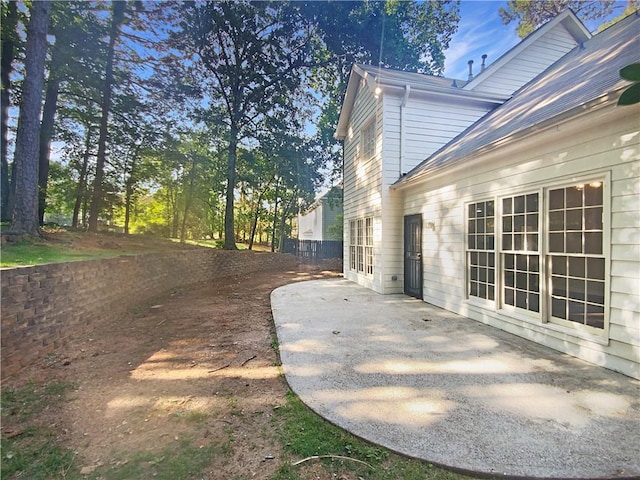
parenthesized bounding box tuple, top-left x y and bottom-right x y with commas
(72, 125, 93, 229)
(223, 125, 238, 249)
(88, 1, 125, 232)
(9, 1, 51, 236)
(38, 75, 61, 224)
(1, 0, 18, 222)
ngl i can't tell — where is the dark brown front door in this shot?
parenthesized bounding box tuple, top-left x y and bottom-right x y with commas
(404, 215, 423, 299)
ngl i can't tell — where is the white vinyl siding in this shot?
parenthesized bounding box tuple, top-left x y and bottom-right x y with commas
(342, 79, 383, 291)
(469, 23, 579, 97)
(382, 94, 494, 181)
(402, 105, 640, 379)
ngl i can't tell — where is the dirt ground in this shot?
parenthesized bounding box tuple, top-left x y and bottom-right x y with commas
(2, 235, 343, 479)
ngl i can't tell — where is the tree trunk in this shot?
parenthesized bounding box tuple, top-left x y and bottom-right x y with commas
(1, 0, 18, 222)
(248, 203, 260, 250)
(180, 154, 197, 243)
(223, 125, 238, 249)
(88, 0, 125, 232)
(72, 125, 93, 229)
(278, 193, 296, 252)
(123, 150, 138, 235)
(271, 178, 280, 252)
(38, 75, 61, 224)
(168, 184, 179, 238)
(9, 1, 51, 236)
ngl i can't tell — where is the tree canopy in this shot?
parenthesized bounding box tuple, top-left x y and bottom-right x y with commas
(2, 0, 461, 248)
(499, 0, 625, 38)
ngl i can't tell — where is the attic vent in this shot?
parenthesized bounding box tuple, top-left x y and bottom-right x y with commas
(467, 59, 474, 81)
(481, 54, 487, 72)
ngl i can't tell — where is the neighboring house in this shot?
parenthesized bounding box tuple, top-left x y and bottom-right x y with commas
(297, 185, 343, 241)
(335, 11, 640, 379)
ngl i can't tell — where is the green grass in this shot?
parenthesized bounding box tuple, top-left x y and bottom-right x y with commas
(1, 381, 75, 421)
(273, 391, 471, 480)
(2, 426, 78, 480)
(88, 440, 218, 480)
(1, 382, 79, 480)
(1, 381, 221, 480)
(0, 237, 117, 267)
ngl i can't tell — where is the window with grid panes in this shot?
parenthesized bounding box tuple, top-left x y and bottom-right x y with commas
(365, 217, 373, 275)
(356, 219, 364, 272)
(349, 220, 356, 271)
(548, 182, 605, 329)
(467, 200, 495, 301)
(502, 193, 540, 312)
(362, 120, 376, 160)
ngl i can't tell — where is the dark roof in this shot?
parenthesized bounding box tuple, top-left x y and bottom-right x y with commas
(394, 11, 640, 187)
(356, 64, 463, 90)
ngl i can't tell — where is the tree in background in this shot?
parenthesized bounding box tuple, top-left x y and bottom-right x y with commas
(38, 2, 106, 224)
(171, 1, 316, 249)
(9, 1, 51, 236)
(87, 0, 126, 232)
(1, 0, 19, 222)
(2, 0, 462, 243)
(498, 0, 632, 38)
(300, 0, 461, 181)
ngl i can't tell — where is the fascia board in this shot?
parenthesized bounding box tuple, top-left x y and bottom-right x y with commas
(334, 66, 363, 140)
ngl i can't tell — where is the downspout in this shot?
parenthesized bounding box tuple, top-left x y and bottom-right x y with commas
(399, 85, 411, 178)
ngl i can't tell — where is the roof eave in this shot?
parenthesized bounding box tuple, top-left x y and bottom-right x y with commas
(335, 65, 507, 140)
(334, 66, 363, 140)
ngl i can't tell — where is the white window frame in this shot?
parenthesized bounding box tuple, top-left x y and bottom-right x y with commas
(365, 217, 373, 275)
(464, 174, 609, 338)
(544, 178, 608, 336)
(361, 119, 376, 160)
(349, 216, 374, 276)
(349, 220, 357, 271)
(499, 190, 541, 317)
(465, 199, 496, 304)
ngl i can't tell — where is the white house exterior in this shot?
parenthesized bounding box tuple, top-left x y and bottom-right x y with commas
(297, 186, 343, 241)
(336, 11, 640, 379)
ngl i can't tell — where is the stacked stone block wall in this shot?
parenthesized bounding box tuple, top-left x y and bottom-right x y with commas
(1, 250, 297, 380)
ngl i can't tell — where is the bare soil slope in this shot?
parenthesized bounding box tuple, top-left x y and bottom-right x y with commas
(2, 233, 342, 479)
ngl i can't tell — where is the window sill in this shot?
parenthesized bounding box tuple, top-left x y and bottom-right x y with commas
(465, 300, 610, 346)
(503, 310, 610, 347)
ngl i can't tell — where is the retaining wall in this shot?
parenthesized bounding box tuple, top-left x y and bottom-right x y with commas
(1, 249, 297, 380)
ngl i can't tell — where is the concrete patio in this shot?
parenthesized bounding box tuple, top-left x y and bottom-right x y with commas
(271, 278, 640, 479)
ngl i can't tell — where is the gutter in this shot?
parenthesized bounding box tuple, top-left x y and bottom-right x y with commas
(371, 75, 507, 105)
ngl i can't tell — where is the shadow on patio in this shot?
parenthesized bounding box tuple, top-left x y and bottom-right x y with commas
(271, 279, 640, 479)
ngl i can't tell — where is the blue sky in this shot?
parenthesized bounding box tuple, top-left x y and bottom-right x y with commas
(443, 0, 630, 80)
(444, 1, 519, 79)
